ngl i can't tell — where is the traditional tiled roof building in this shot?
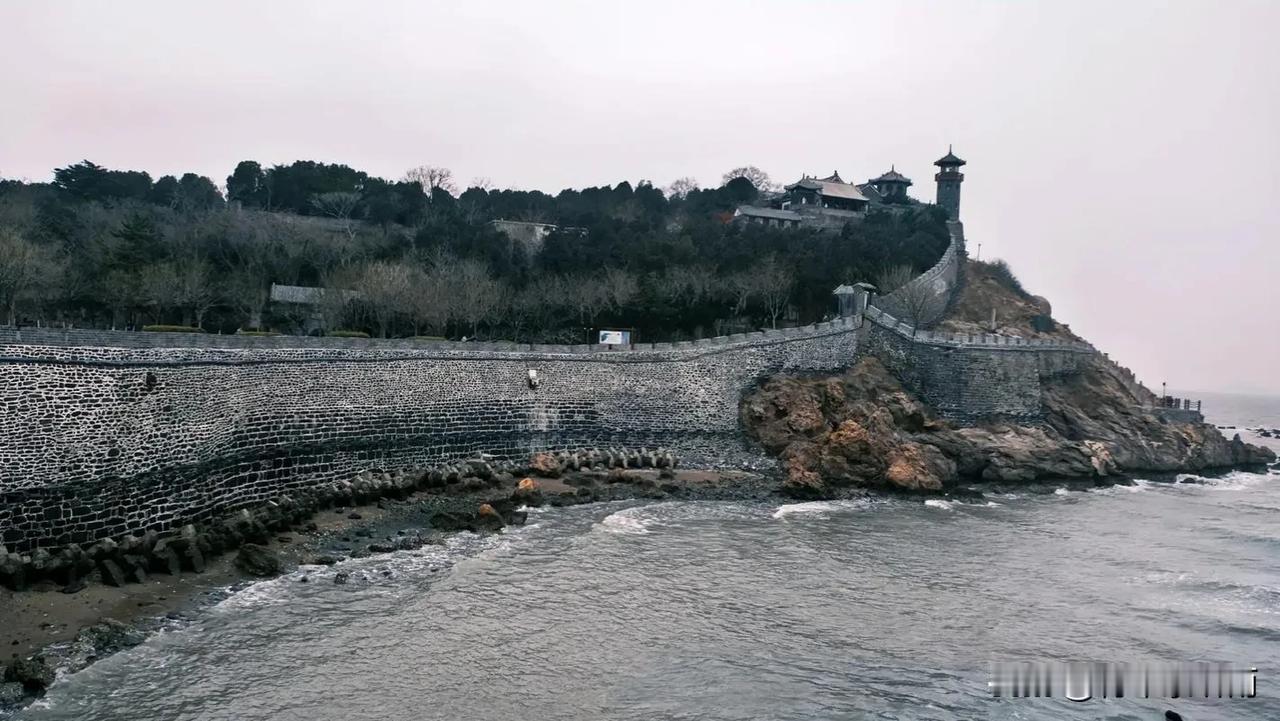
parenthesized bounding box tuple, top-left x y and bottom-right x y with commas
(733, 148, 965, 230)
(732, 205, 803, 228)
(866, 166, 913, 203)
(781, 171, 870, 212)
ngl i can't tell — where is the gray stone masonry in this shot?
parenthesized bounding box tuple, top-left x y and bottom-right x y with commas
(0, 320, 860, 551)
(0, 220, 1134, 552)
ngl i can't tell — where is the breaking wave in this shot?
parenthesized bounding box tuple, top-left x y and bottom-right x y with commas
(771, 498, 881, 519)
(923, 499, 1000, 511)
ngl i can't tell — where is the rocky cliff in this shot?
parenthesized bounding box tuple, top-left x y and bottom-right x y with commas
(741, 356, 1275, 498)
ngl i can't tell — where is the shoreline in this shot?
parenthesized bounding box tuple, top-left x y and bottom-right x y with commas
(7, 461, 1277, 654)
(3, 453, 1276, 713)
(0, 465, 775, 712)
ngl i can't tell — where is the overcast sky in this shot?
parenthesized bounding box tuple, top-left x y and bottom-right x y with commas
(2, 1, 1277, 395)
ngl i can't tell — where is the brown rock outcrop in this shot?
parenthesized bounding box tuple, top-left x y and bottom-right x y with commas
(742, 357, 1274, 498)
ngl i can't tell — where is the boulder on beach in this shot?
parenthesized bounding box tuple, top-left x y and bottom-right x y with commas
(234, 544, 283, 577)
(5, 656, 55, 693)
(781, 469, 831, 500)
(473, 504, 505, 532)
(528, 452, 562, 478)
(512, 477, 544, 506)
(97, 559, 127, 587)
(0, 681, 26, 706)
(74, 619, 145, 657)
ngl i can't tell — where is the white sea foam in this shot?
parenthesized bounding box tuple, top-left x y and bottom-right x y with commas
(1053, 487, 1071, 496)
(923, 498, 1000, 511)
(771, 499, 874, 519)
(1089, 479, 1152, 495)
(1197, 470, 1271, 492)
(212, 530, 510, 609)
(599, 508, 651, 534)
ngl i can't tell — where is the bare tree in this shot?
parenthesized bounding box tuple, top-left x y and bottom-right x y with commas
(666, 177, 699, 199)
(510, 275, 569, 340)
(354, 260, 414, 338)
(408, 266, 451, 336)
(315, 269, 361, 334)
(601, 267, 639, 314)
(224, 267, 271, 330)
(468, 177, 495, 192)
(876, 264, 943, 335)
(876, 265, 915, 292)
(310, 191, 362, 241)
(137, 263, 181, 324)
(447, 259, 506, 337)
(101, 269, 143, 329)
(721, 166, 776, 192)
(0, 228, 60, 326)
(566, 275, 610, 326)
(722, 271, 757, 318)
(404, 166, 457, 195)
(754, 256, 794, 329)
(658, 265, 716, 309)
(175, 260, 216, 328)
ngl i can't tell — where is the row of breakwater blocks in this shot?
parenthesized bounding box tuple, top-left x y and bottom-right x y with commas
(0, 221, 1117, 554)
(0, 445, 679, 590)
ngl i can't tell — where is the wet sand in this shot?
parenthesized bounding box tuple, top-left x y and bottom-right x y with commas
(1, 500, 396, 662)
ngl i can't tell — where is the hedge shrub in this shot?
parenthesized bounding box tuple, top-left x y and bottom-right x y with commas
(142, 325, 206, 333)
(987, 259, 1032, 299)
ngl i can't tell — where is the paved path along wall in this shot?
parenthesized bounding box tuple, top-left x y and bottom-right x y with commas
(0, 321, 859, 551)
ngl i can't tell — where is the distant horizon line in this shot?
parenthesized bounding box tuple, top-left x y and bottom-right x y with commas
(1170, 387, 1280, 401)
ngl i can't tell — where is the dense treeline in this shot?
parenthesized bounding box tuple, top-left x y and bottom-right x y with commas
(0, 159, 950, 342)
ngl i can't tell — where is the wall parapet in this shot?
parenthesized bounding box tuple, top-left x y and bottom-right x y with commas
(0, 313, 865, 552)
(0, 317, 858, 357)
(861, 305, 1096, 353)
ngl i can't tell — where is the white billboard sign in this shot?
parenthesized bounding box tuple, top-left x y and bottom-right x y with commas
(598, 329, 630, 345)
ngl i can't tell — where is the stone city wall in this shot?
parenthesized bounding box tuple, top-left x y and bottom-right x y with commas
(856, 317, 1094, 423)
(871, 220, 966, 327)
(0, 320, 860, 551)
(0, 220, 1121, 552)
(857, 220, 1101, 421)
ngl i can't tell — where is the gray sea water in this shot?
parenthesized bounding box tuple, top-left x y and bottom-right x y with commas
(17, 397, 1280, 721)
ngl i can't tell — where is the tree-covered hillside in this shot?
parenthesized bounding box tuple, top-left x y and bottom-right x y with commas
(0, 160, 950, 342)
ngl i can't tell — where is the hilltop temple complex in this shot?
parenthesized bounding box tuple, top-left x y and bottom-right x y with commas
(734, 148, 965, 229)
